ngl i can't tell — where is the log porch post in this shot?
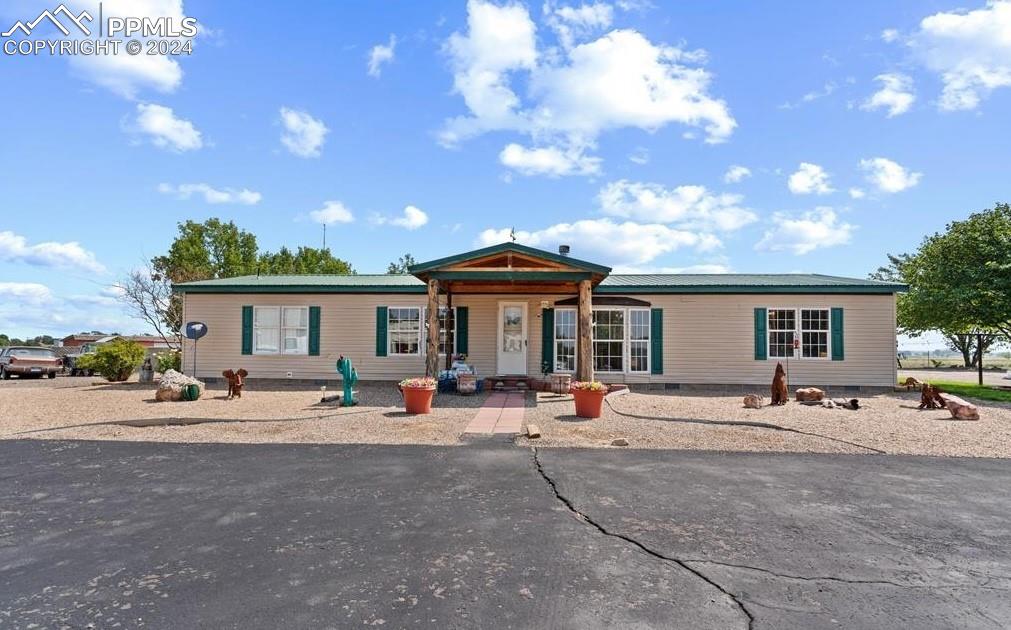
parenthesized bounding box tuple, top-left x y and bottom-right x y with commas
(426, 279, 440, 378)
(576, 278, 593, 382)
(444, 290, 454, 372)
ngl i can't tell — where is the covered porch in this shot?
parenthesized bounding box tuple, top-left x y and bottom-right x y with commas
(408, 243, 611, 382)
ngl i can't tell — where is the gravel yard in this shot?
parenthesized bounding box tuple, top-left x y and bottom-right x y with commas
(4, 378, 1011, 457)
(0, 379, 480, 446)
(519, 390, 1011, 457)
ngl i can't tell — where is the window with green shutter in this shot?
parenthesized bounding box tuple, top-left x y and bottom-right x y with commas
(241, 305, 253, 355)
(650, 308, 663, 374)
(541, 308, 554, 373)
(375, 306, 388, 357)
(831, 307, 844, 361)
(754, 307, 768, 360)
(308, 306, 321, 356)
(456, 306, 468, 355)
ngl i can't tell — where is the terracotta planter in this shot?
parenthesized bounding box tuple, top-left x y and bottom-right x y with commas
(402, 385, 436, 414)
(572, 388, 606, 419)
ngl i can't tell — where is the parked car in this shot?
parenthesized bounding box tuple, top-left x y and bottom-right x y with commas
(0, 346, 61, 379)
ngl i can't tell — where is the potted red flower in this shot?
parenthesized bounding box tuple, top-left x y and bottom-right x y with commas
(570, 381, 607, 418)
(399, 377, 437, 414)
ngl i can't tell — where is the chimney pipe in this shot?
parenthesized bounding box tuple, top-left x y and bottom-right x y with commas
(558, 244, 570, 257)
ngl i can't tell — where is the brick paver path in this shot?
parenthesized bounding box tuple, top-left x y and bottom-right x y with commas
(463, 392, 526, 434)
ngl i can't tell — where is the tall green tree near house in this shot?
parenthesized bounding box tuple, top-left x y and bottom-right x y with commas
(387, 253, 416, 274)
(259, 246, 355, 275)
(872, 203, 1011, 365)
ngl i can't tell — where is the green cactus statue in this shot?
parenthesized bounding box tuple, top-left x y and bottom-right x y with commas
(336, 355, 358, 406)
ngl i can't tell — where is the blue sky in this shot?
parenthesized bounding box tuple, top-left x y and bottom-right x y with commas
(1, 0, 1009, 344)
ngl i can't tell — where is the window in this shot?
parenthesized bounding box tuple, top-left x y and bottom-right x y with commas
(767, 308, 830, 359)
(388, 307, 421, 355)
(628, 309, 650, 373)
(554, 309, 576, 372)
(768, 309, 795, 358)
(424, 307, 457, 355)
(254, 306, 308, 355)
(801, 309, 830, 358)
(592, 309, 625, 372)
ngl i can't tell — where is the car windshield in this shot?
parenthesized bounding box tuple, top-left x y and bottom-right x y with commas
(10, 348, 56, 357)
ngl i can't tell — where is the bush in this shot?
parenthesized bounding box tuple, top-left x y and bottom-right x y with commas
(156, 350, 181, 373)
(78, 339, 147, 382)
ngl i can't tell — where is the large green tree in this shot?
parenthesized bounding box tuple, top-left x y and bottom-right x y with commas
(873, 203, 1011, 365)
(386, 253, 416, 274)
(259, 246, 355, 274)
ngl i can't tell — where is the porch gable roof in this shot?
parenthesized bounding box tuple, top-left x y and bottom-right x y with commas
(407, 243, 612, 275)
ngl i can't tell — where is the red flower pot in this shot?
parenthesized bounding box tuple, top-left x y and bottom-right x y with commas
(572, 388, 606, 419)
(402, 385, 436, 414)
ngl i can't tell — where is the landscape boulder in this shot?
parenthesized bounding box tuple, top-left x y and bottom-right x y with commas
(155, 369, 206, 402)
(611, 437, 629, 447)
(795, 387, 825, 402)
(743, 394, 764, 409)
(938, 393, 980, 421)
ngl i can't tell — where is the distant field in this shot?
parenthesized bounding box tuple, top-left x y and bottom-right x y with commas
(899, 357, 1011, 370)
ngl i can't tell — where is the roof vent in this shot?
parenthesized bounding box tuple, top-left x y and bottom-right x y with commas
(558, 244, 570, 257)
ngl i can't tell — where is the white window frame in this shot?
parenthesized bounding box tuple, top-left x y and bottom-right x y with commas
(252, 306, 309, 356)
(387, 306, 423, 356)
(766, 307, 831, 361)
(551, 306, 650, 375)
(424, 306, 458, 357)
(554, 308, 577, 373)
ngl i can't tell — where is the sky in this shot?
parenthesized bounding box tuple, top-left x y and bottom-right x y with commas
(1, 0, 1009, 347)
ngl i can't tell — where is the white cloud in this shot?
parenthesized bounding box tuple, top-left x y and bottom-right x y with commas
(373, 205, 430, 230)
(130, 103, 202, 152)
(755, 208, 855, 255)
(157, 183, 261, 205)
(627, 146, 649, 164)
(779, 82, 837, 109)
(279, 107, 328, 158)
(910, 0, 1011, 110)
(598, 180, 757, 231)
(440, 1, 735, 171)
(787, 162, 834, 195)
(308, 201, 354, 225)
(861, 73, 915, 117)
(848, 187, 866, 199)
(59, 0, 193, 99)
(544, 1, 614, 49)
(859, 157, 922, 193)
(367, 35, 397, 77)
(499, 142, 601, 176)
(723, 165, 751, 183)
(0, 282, 54, 306)
(478, 218, 720, 267)
(881, 28, 900, 43)
(0, 231, 106, 274)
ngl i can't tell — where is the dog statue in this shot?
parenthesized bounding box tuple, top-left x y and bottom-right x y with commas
(902, 376, 923, 391)
(771, 362, 789, 405)
(223, 369, 248, 400)
(918, 383, 945, 410)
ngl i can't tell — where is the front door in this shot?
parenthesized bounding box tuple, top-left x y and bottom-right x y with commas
(497, 302, 528, 375)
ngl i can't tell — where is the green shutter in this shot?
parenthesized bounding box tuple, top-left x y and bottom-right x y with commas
(455, 306, 468, 355)
(650, 308, 663, 374)
(308, 306, 321, 356)
(541, 308, 554, 373)
(375, 306, 388, 357)
(754, 307, 767, 360)
(241, 305, 253, 355)
(831, 307, 844, 361)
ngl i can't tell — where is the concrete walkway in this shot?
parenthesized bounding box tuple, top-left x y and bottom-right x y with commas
(463, 391, 526, 434)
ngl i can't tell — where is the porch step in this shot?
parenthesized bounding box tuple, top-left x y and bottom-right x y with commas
(463, 392, 527, 436)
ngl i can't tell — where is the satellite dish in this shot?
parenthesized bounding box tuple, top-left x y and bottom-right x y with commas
(185, 321, 208, 340)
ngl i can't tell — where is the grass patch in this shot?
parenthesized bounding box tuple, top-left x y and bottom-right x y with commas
(912, 380, 1011, 403)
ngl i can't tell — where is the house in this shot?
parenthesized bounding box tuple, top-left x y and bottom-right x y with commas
(173, 243, 906, 390)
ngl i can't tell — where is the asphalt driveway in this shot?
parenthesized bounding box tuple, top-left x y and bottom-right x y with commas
(1, 441, 1009, 629)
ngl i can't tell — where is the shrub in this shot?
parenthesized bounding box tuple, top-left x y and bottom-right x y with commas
(156, 350, 181, 373)
(570, 381, 606, 391)
(78, 339, 147, 382)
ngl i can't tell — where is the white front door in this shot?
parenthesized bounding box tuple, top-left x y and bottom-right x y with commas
(497, 301, 528, 375)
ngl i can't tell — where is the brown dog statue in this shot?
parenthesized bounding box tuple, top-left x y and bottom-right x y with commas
(918, 383, 945, 410)
(902, 376, 923, 391)
(771, 362, 789, 405)
(223, 369, 248, 400)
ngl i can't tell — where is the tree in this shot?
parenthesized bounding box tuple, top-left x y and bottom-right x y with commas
(118, 266, 182, 349)
(259, 246, 355, 275)
(151, 218, 259, 283)
(387, 253, 416, 274)
(873, 203, 1011, 365)
(78, 338, 146, 382)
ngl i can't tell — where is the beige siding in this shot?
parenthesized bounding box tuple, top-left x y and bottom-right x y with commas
(182, 291, 897, 387)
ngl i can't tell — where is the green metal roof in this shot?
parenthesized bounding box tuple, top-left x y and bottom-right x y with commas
(408, 243, 612, 275)
(175, 272, 905, 294)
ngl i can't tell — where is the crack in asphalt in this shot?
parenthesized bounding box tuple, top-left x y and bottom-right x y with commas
(531, 447, 755, 630)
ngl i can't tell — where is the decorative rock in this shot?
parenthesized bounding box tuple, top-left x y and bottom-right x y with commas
(526, 424, 541, 439)
(939, 393, 979, 421)
(611, 437, 629, 447)
(155, 369, 205, 402)
(795, 387, 825, 402)
(743, 394, 764, 409)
